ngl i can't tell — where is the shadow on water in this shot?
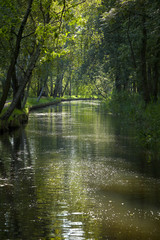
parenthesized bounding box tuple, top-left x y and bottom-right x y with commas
(0, 128, 45, 239)
(0, 101, 160, 240)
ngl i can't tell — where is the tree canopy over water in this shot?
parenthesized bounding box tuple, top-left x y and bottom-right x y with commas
(0, 0, 160, 120)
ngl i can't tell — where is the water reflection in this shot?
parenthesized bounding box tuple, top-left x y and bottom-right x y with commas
(0, 101, 160, 240)
(0, 128, 41, 239)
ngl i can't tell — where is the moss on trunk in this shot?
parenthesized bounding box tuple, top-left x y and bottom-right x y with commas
(0, 108, 28, 133)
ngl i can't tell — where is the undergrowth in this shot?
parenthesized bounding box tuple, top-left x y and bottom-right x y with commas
(103, 91, 160, 151)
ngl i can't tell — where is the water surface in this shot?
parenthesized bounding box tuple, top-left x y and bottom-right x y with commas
(0, 101, 160, 240)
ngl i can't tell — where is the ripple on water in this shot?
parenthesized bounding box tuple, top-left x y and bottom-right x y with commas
(1, 101, 160, 240)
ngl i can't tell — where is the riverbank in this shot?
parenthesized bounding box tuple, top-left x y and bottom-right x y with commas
(0, 108, 28, 134)
(0, 96, 99, 133)
(0, 98, 61, 133)
(28, 97, 61, 111)
(28, 96, 99, 111)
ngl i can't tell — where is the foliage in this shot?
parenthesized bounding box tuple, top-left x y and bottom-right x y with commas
(105, 91, 144, 116)
(135, 102, 160, 149)
(0, 0, 102, 120)
(63, 94, 99, 100)
(0, 0, 160, 144)
(103, 90, 160, 151)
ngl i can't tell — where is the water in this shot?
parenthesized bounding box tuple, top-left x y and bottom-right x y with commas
(0, 101, 160, 240)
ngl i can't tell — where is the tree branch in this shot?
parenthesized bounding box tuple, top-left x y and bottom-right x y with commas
(22, 31, 35, 39)
(59, 0, 66, 32)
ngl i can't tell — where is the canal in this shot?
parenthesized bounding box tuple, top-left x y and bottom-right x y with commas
(0, 101, 160, 240)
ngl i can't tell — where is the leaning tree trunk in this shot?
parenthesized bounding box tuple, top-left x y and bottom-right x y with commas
(53, 75, 60, 97)
(53, 72, 64, 97)
(62, 77, 70, 97)
(12, 66, 22, 109)
(21, 80, 31, 109)
(0, 46, 40, 120)
(0, 0, 34, 113)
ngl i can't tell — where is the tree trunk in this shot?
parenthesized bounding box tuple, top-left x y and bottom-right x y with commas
(126, 14, 137, 93)
(69, 78, 72, 96)
(153, 38, 160, 102)
(37, 86, 45, 102)
(21, 80, 31, 109)
(153, 60, 159, 102)
(37, 75, 48, 102)
(141, 13, 150, 104)
(127, 14, 137, 70)
(115, 66, 121, 92)
(53, 72, 64, 97)
(59, 74, 63, 97)
(62, 77, 70, 96)
(50, 72, 53, 96)
(147, 64, 152, 96)
(12, 66, 22, 109)
(53, 76, 60, 97)
(0, 46, 40, 120)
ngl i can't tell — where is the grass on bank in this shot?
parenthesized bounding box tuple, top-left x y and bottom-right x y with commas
(26, 97, 61, 108)
(61, 94, 100, 100)
(103, 91, 160, 151)
(26, 95, 99, 108)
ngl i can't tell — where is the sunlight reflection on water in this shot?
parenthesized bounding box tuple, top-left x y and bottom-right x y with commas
(0, 101, 160, 240)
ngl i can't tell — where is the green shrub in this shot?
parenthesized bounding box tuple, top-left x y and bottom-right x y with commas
(135, 102, 160, 149)
(102, 90, 160, 152)
(103, 91, 144, 117)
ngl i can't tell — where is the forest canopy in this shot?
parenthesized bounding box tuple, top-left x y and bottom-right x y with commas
(0, 0, 160, 120)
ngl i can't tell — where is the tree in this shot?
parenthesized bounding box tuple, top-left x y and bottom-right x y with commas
(97, 0, 160, 103)
(0, 0, 34, 113)
(1, 0, 95, 120)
